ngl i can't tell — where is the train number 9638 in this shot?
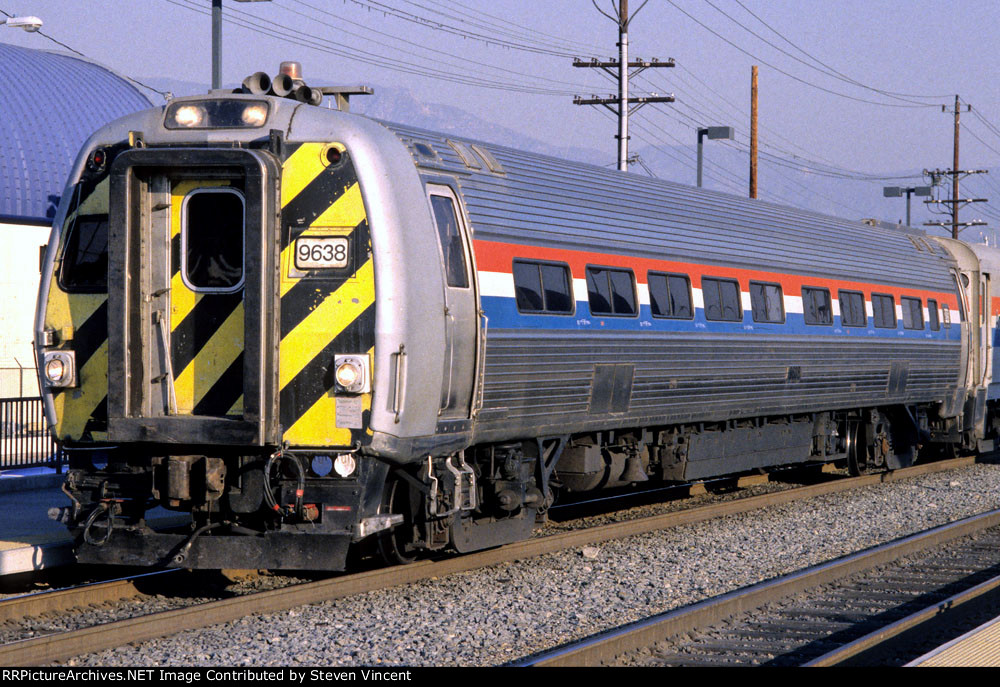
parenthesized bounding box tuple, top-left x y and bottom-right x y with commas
(295, 236, 349, 269)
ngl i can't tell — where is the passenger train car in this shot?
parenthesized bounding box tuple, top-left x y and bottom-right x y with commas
(36, 66, 1000, 570)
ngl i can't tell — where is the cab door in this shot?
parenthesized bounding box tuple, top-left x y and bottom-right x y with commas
(106, 148, 279, 445)
(426, 183, 478, 422)
(981, 274, 992, 387)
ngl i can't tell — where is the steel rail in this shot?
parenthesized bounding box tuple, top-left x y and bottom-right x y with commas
(517, 507, 1000, 666)
(805, 570, 1000, 666)
(0, 455, 981, 665)
(0, 570, 179, 624)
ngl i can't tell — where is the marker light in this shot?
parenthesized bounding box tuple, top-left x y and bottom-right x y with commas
(45, 358, 65, 383)
(335, 361, 361, 388)
(334, 454, 357, 478)
(42, 351, 77, 388)
(333, 355, 370, 394)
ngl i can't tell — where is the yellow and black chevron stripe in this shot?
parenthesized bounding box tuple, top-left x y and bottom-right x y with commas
(45, 286, 109, 441)
(168, 180, 245, 417)
(45, 166, 116, 442)
(278, 142, 375, 447)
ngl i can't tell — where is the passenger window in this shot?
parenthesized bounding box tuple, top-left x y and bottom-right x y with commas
(928, 299, 940, 331)
(183, 188, 245, 292)
(872, 293, 896, 328)
(838, 290, 867, 327)
(512, 260, 573, 314)
(901, 296, 924, 329)
(586, 266, 636, 316)
(702, 277, 742, 322)
(429, 194, 469, 288)
(648, 272, 693, 319)
(749, 281, 784, 323)
(802, 287, 832, 325)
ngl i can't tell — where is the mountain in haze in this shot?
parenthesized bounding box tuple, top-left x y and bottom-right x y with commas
(354, 84, 607, 163)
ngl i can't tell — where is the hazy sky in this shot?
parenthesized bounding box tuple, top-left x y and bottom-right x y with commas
(3, 1, 1000, 210)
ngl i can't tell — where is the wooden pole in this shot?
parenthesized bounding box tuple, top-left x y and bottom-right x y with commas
(750, 65, 758, 199)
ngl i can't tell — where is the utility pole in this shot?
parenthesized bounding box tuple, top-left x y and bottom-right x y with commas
(212, 0, 222, 89)
(574, 0, 675, 172)
(211, 0, 272, 90)
(750, 65, 758, 199)
(923, 96, 989, 239)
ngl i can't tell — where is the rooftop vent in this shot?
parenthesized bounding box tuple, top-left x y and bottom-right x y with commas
(240, 63, 373, 112)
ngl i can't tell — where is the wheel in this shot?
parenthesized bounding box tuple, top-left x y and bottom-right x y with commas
(846, 420, 867, 476)
(377, 474, 418, 565)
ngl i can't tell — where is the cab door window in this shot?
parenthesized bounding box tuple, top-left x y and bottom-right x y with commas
(429, 194, 469, 288)
(181, 188, 245, 292)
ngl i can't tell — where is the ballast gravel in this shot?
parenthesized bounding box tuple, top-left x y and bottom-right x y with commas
(62, 461, 1000, 667)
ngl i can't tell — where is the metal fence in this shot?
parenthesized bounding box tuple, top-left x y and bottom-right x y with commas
(0, 396, 63, 472)
(0, 361, 40, 398)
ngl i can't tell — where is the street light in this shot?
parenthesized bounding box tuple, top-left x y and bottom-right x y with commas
(0, 15, 43, 32)
(883, 185, 932, 227)
(211, 1, 271, 90)
(697, 126, 734, 188)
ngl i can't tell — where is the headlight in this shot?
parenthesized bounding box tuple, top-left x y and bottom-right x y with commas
(333, 354, 370, 394)
(172, 104, 205, 128)
(164, 99, 270, 129)
(241, 103, 268, 126)
(43, 351, 77, 388)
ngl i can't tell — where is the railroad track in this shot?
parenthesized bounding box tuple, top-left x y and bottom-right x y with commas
(519, 507, 1000, 666)
(0, 455, 982, 665)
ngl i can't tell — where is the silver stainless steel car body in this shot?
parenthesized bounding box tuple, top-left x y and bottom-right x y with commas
(34, 82, 992, 571)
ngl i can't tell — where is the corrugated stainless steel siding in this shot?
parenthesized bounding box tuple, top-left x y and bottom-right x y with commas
(380, 121, 955, 293)
(474, 330, 960, 438)
(0, 43, 153, 222)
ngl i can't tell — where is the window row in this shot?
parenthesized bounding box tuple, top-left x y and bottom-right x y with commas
(510, 260, 948, 330)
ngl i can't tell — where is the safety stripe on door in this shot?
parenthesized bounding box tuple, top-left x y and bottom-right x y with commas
(169, 180, 245, 416)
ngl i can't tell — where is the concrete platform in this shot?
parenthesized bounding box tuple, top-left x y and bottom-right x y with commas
(909, 614, 1000, 667)
(0, 468, 76, 574)
(0, 467, 185, 575)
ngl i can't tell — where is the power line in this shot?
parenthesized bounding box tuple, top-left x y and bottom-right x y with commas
(636, 70, 925, 182)
(164, 0, 585, 95)
(625, 95, 871, 216)
(663, 0, 939, 109)
(396, 0, 603, 55)
(728, 0, 951, 101)
(0, 7, 170, 99)
(961, 122, 1000, 160)
(342, 0, 581, 57)
(282, 0, 596, 93)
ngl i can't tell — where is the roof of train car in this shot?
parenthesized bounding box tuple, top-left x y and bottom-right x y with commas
(50, 90, 955, 293)
(0, 44, 153, 224)
(379, 119, 956, 293)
